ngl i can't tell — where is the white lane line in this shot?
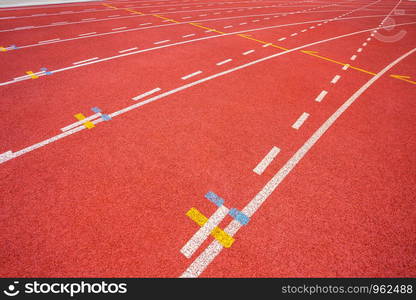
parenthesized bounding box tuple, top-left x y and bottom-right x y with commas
(72, 57, 99, 65)
(118, 47, 138, 53)
(243, 49, 255, 55)
(292, 112, 310, 130)
(38, 38, 60, 44)
(330, 74, 341, 84)
(239, 22, 247, 25)
(179, 47, 416, 279)
(180, 205, 229, 259)
(367, 37, 371, 41)
(278, 37, 286, 41)
(14, 26, 34, 30)
(154, 40, 170, 44)
(357, 48, 363, 52)
(182, 33, 196, 38)
(224, 25, 233, 28)
(112, 27, 127, 31)
(290, 32, 298, 36)
(78, 32, 96, 36)
(82, 18, 96, 21)
(342, 64, 350, 70)
(350, 54, 357, 61)
(216, 59, 232, 66)
(181, 70, 202, 80)
(310, 25, 315, 29)
(253, 146, 281, 175)
(61, 113, 101, 132)
(140, 23, 152, 26)
(315, 90, 328, 102)
(132, 88, 162, 101)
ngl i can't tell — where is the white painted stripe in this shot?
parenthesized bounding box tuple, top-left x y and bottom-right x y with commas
(118, 47, 138, 53)
(315, 90, 328, 102)
(132, 88, 161, 101)
(239, 22, 247, 25)
(61, 113, 101, 132)
(14, 26, 34, 30)
(181, 70, 202, 80)
(82, 18, 96, 21)
(182, 33, 196, 38)
(292, 112, 310, 130)
(78, 32, 96, 36)
(216, 59, 232, 66)
(330, 74, 341, 84)
(224, 25, 233, 28)
(350, 54, 357, 61)
(179, 46, 416, 279)
(154, 40, 170, 44)
(290, 32, 298, 36)
(108, 15, 120, 17)
(342, 64, 350, 70)
(362, 42, 368, 46)
(72, 57, 99, 65)
(278, 37, 286, 41)
(262, 43, 272, 47)
(180, 206, 229, 259)
(367, 37, 371, 41)
(38, 38, 60, 44)
(243, 49, 254, 55)
(112, 27, 127, 31)
(357, 48, 363, 52)
(301, 29, 307, 32)
(140, 23, 152, 26)
(310, 26, 315, 29)
(253, 146, 280, 175)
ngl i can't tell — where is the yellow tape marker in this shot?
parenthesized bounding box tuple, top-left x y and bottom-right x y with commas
(74, 113, 95, 129)
(186, 207, 234, 248)
(0, 47, 7, 52)
(26, 71, 38, 79)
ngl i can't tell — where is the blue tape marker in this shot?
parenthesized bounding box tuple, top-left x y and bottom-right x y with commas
(40, 67, 52, 75)
(205, 191, 224, 207)
(229, 208, 250, 225)
(91, 107, 111, 121)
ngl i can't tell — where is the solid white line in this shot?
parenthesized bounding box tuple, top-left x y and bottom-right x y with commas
(61, 113, 101, 132)
(253, 146, 281, 175)
(292, 112, 310, 130)
(112, 27, 127, 31)
(243, 49, 254, 55)
(154, 40, 170, 44)
(38, 38, 60, 44)
(132, 87, 161, 101)
(315, 90, 328, 102)
(78, 32, 96, 36)
(72, 57, 99, 65)
(118, 47, 139, 53)
(180, 205, 229, 259)
(181, 71, 202, 80)
(180, 46, 416, 279)
(182, 33, 196, 37)
(216, 59, 232, 66)
(331, 75, 341, 84)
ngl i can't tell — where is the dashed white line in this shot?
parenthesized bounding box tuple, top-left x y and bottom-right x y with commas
(292, 112, 310, 130)
(243, 49, 255, 55)
(224, 25, 233, 28)
(350, 55, 357, 61)
(253, 146, 281, 175)
(132, 87, 162, 101)
(330, 74, 341, 84)
(72, 57, 99, 65)
(112, 27, 127, 31)
(38, 38, 60, 44)
(118, 47, 138, 53)
(154, 40, 170, 44)
(181, 70, 202, 80)
(140, 23, 152, 26)
(357, 48, 363, 52)
(315, 90, 328, 102)
(182, 33, 196, 38)
(342, 64, 350, 70)
(278, 37, 286, 41)
(290, 33, 298, 36)
(216, 58, 232, 66)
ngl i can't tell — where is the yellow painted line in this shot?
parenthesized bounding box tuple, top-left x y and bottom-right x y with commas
(0, 47, 7, 52)
(102, 3, 117, 9)
(25, 71, 38, 79)
(390, 74, 416, 85)
(189, 22, 225, 34)
(74, 113, 95, 129)
(186, 208, 234, 248)
(152, 14, 180, 23)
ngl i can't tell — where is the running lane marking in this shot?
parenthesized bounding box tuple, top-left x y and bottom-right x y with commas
(253, 146, 281, 175)
(181, 71, 202, 80)
(72, 57, 98, 65)
(331, 75, 341, 84)
(180, 46, 416, 278)
(132, 88, 161, 101)
(119, 47, 138, 53)
(315, 90, 328, 102)
(216, 59, 232, 66)
(292, 112, 310, 130)
(243, 50, 254, 55)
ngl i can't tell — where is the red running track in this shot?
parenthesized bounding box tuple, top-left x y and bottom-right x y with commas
(0, 0, 415, 277)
